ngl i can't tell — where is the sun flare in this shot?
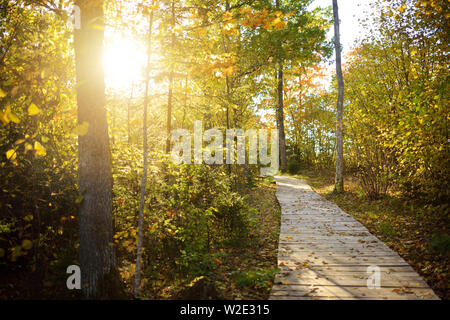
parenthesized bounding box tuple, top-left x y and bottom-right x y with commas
(103, 37, 147, 91)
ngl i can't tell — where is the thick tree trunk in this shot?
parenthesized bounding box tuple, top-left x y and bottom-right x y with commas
(74, 0, 116, 299)
(333, 0, 344, 192)
(277, 65, 287, 172)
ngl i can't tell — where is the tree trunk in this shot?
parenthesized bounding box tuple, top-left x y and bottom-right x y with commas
(74, 0, 116, 299)
(277, 65, 287, 172)
(134, 2, 154, 297)
(275, 0, 287, 172)
(165, 0, 176, 153)
(127, 82, 134, 145)
(333, 0, 344, 192)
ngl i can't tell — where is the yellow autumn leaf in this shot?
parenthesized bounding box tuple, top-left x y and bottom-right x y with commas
(196, 27, 207, 36)
(239, 7, 250, 15)
(24, 143, 33, 153)
(272, 18, 287, 30)
(1, 105, 14, 125)
(224, 24, 238, 36)
(73, 121, 89, 136)
(28, 103, 40, 116)
(223, 11, 233, 21)
(172, 25, 182, 34)
(223, 66, 235, 76)
(0, 88, 6, 98)
(0, 109, 9, 125)
(272, 17, 282, 25)
(34, 141, 46, 156)
(8, 111, 20, 124)
(15, 139, 25, 145)
(6, 149, 16, 161)
(151, 2, 160, 11)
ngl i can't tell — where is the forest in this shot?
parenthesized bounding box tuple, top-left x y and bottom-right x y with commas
(0, 0, 448, 300)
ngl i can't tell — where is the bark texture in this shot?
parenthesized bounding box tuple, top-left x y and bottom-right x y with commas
(275, 0, 287, 172)
(333, 0, 344, 192)
(277, 65, 287, 172)
(74, 0, 116, 299)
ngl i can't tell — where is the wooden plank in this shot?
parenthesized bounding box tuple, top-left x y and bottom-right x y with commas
(271, 285, 439, 300)
(277, 265, 419, 273)
(275, 268, 425, 278)
(273, 272, 430, 288)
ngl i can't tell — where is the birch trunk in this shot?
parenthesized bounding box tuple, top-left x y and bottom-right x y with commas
(333, 0, 344, 193)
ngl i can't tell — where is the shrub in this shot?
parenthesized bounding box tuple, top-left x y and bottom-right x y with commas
(429, 233, 450, 255)
(287, 158, 302, 174)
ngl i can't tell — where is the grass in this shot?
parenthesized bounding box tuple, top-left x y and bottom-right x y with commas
(289, 169, 449, 300)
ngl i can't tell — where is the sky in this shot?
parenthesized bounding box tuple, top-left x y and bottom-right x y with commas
(308, 0, 375, 85)
(310, 0, 374, 55)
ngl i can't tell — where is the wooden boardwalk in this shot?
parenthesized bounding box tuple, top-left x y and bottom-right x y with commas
(269, 176, 439, 300)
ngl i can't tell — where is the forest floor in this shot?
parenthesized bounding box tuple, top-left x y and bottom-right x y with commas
(289, 169, 449, 300)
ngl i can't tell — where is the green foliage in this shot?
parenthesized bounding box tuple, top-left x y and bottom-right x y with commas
(110, 147, 262, 294)
(342, 0, 449, 201)
(429, 233, 450, 255)
(285, 86, 336, 170)
(287, 157, 301, 174)
(231, 267, 279, 289)
(0, 2, 79, 299)
(377, 221, 397, 238)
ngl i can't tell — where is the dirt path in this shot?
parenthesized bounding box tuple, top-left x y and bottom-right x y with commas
(270, 176, 439, 300)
